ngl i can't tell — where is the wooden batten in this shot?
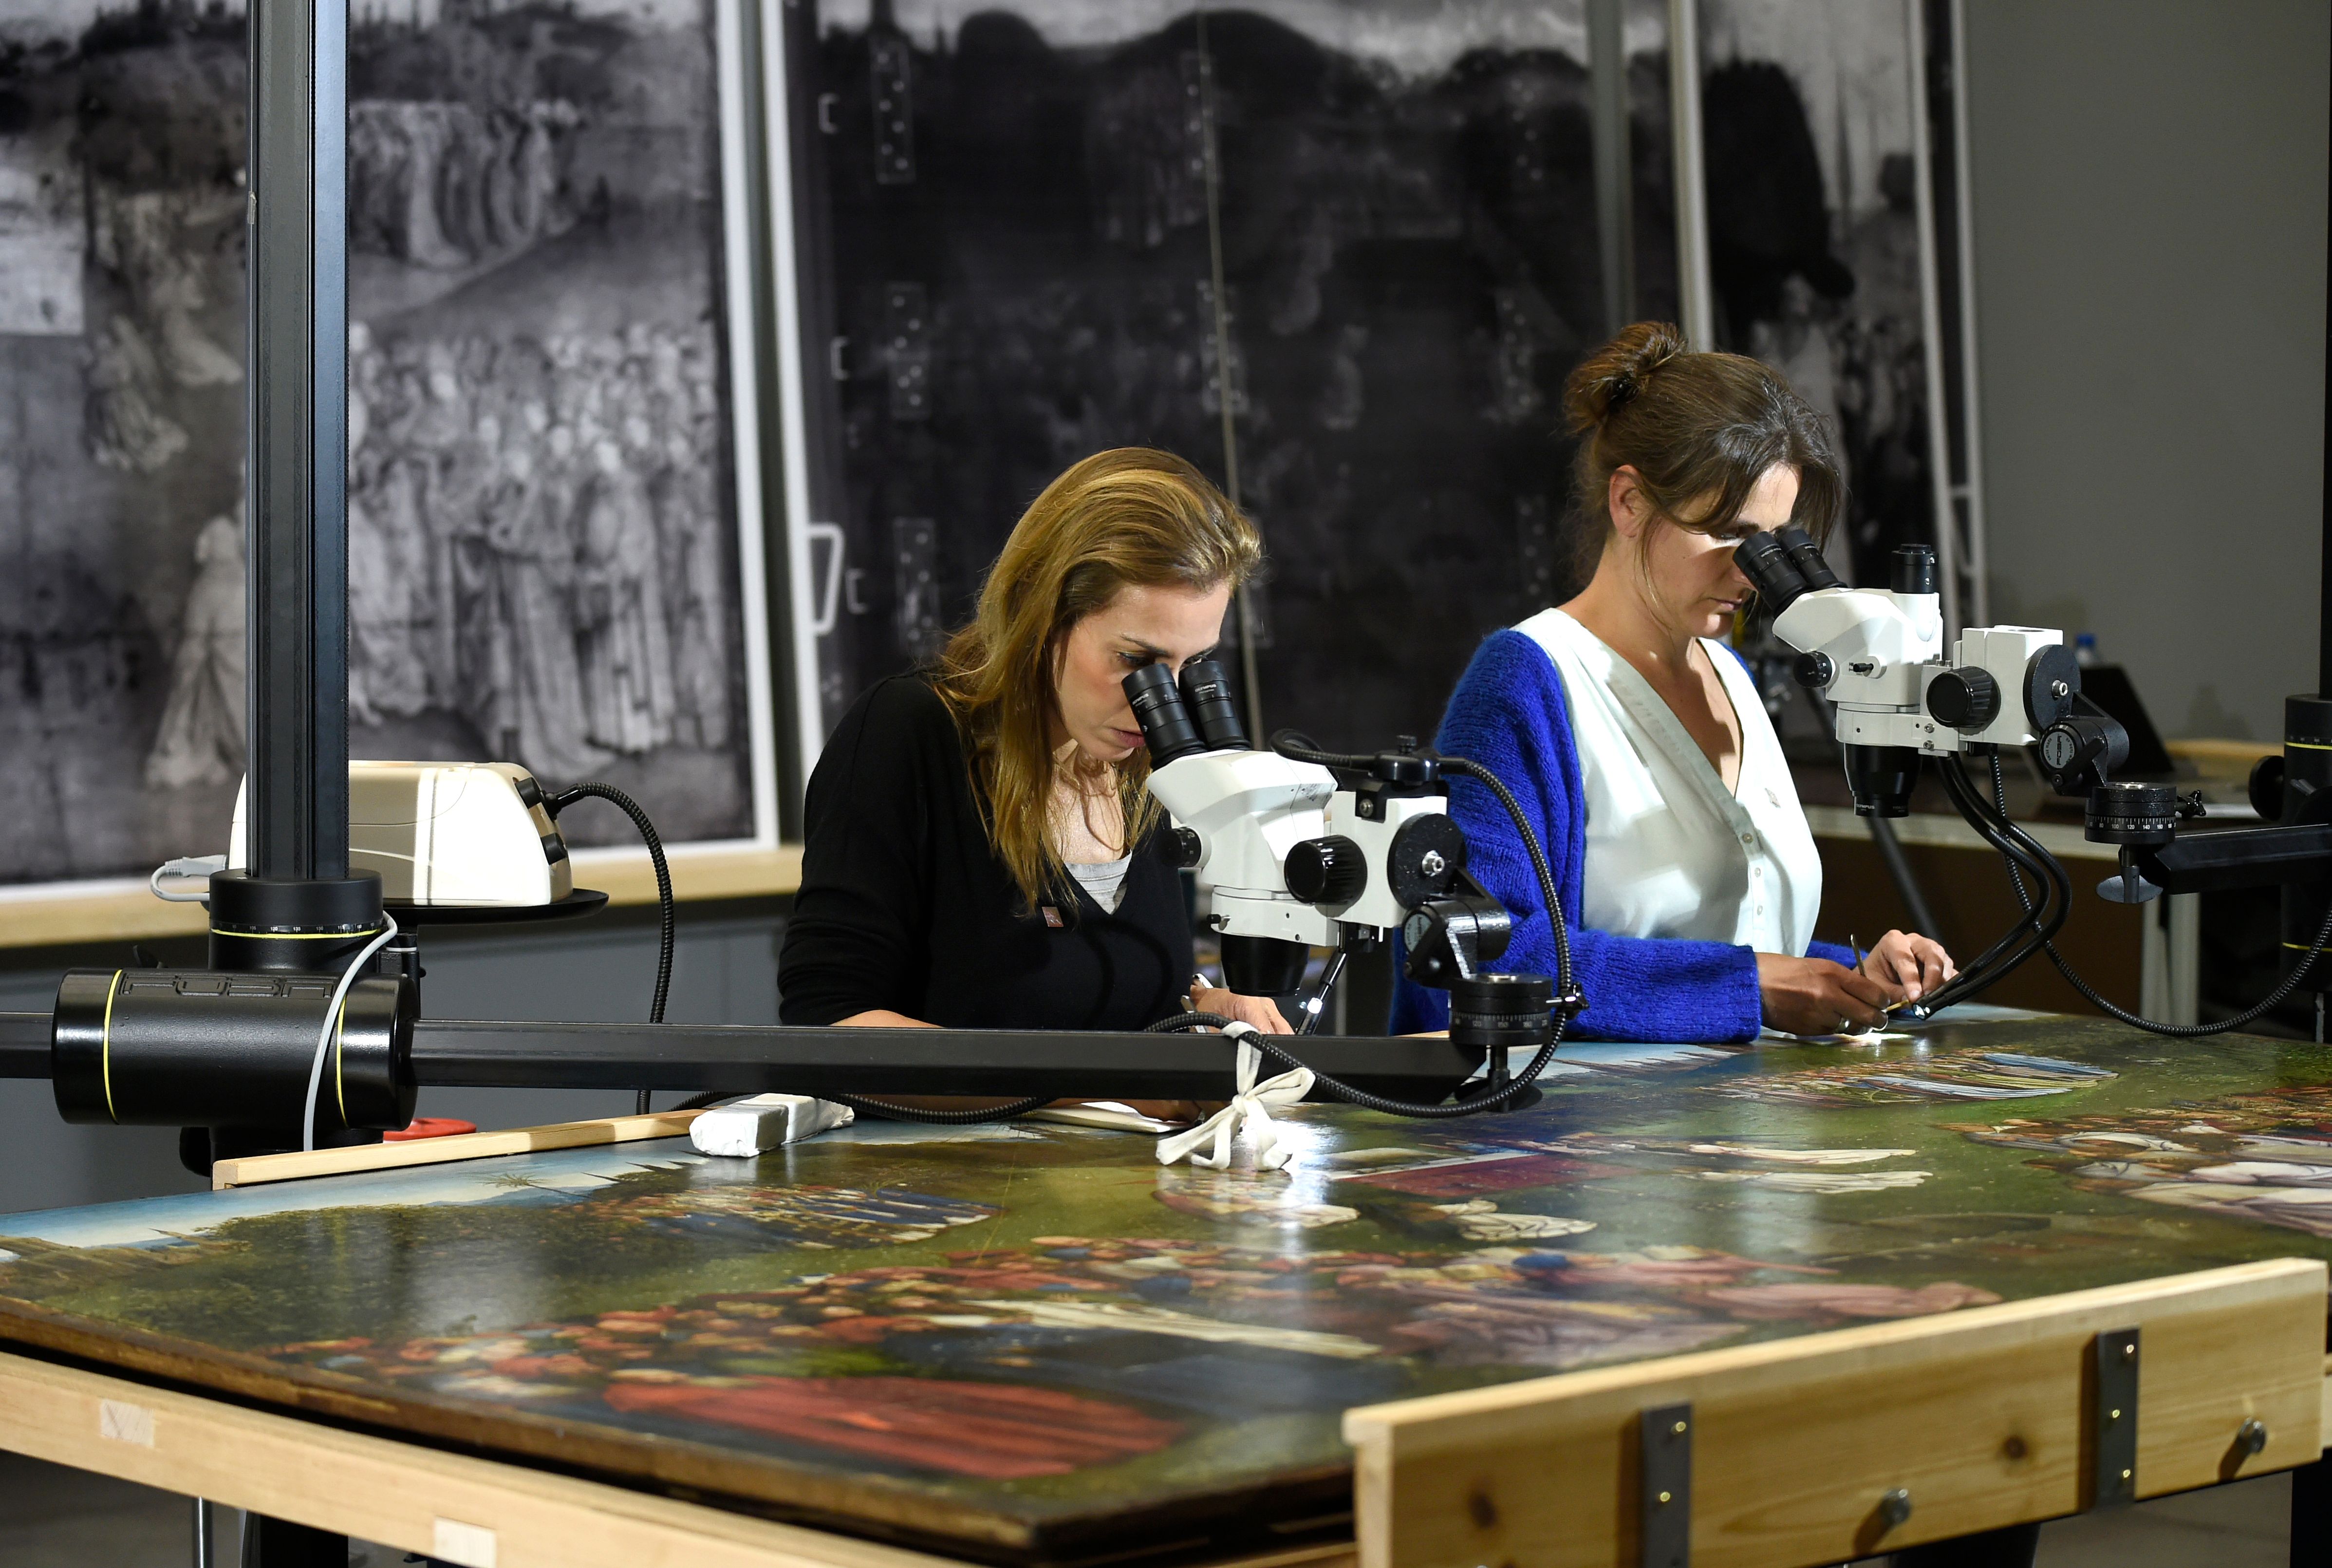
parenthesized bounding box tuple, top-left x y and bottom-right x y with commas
(211, 1111, 708, 1189)
(1342, 1259, 2327, 1568)
(0, 1350, 1358, 1568)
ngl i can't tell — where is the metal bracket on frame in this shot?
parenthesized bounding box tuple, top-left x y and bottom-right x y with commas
(870, 35, 914, 184)
(2089, 1326, 2140, 1509)
(1639, 1400, 1691, 1568)
(882, 283, 930, 420)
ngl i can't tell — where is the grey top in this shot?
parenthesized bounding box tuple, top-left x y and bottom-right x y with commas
(1066, 853, 1133, 915)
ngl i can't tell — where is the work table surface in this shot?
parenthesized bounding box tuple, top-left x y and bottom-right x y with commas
(1, 1012, 2328, 1561)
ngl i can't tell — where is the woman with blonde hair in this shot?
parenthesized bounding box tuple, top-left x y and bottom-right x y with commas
(779, 448, 1289, 1035)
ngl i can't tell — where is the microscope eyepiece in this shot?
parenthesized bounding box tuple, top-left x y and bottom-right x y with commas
(1177, 658, 1249, 751)
(1733, 530, 1811, 614)
(1123, 664, 1206, 765)
(1775, 523, 1843, 592)
(1890, 543, 1937, 595)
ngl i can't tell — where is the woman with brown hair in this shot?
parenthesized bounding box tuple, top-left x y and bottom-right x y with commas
(778, 448, 1290, 1035)
(1393, 322, 1954, 1042)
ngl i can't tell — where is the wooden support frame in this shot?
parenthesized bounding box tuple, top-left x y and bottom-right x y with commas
(1343, 1259, 2328, 1568)
(0, 1349, 1355, 1568)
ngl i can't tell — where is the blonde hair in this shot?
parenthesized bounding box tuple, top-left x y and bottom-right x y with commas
(933, 448, 1261, 912)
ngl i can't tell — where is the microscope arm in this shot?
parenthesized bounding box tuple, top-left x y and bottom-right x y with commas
(2135, 823, 2332, 895)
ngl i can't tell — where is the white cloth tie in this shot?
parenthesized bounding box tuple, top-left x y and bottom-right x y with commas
(1154, 1024, 1315, 1171)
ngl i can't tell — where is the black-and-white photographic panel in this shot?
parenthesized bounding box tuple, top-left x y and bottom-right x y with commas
(0, 0, 772, 890)
(789, 0, 1676, 749)
(1697, 0, 1936, 586)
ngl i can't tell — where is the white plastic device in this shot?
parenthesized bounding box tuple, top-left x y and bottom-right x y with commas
(228, 762, 573, 906)
(1144, 748, 1463, 947)
(1773, 587, 2064, 756)
(1145, 749, 1342, 947)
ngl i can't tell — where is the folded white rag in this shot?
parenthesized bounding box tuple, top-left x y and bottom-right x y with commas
(690, 1093, 854, 1157)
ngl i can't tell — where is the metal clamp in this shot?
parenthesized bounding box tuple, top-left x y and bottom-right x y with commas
(2090, 1326, 2140, 1509)
(1640, 1401, 1691, 1568)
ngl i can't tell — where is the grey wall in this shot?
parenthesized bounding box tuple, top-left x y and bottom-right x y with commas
(1965, 0, 2328, 741)
(0, 907, 784, 1217)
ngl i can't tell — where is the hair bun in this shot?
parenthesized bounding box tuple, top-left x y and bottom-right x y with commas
(1562, 321, 1688, 432)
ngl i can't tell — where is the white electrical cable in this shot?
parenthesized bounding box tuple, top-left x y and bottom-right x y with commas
(149, 855, 228, 903)
(300, 909, 400, 1153)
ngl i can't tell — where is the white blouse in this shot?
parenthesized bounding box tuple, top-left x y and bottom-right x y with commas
(1514, 608, 1823, 956)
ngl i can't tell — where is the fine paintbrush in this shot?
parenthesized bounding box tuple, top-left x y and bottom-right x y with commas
(1852, 934, 1915, 1020)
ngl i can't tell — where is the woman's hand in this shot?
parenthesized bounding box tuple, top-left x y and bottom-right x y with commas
(1190, 985, 1293, 1034)
(1857, 929, 1956, 1004)
(1755, 953, 1902, 1036)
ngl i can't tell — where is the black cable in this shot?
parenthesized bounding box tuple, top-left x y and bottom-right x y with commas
(546, 783, 673, 1114)
(664, 1086, 1051, 1124)
(1911, 759, 2064, 1016)
(831, 1093, 1054, 1124)
(1909, 753, 2066, 1013)
(1975, 749, 2332, 1038)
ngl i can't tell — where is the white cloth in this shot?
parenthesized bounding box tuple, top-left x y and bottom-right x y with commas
(1514, 608, 1823, 957)
(1067, 852, 1132, 914)
(690, 1094, 854, 1156)
(1155, 1027, 1314, 1171)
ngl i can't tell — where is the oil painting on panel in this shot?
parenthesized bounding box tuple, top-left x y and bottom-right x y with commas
(5, 1015, 2328, 1557)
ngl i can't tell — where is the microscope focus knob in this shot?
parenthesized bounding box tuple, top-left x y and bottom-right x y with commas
(1164, 826, 1203, 870)
(1792, 652, 1834, 690)
(1927, 668, 2000, 731)
(1285, 836, 1367, 905)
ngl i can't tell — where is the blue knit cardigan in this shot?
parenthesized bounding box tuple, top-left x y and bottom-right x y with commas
(1389, 628, 1856, 1042)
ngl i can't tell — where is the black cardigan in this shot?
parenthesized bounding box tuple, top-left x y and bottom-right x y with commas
(778, 676, 1194, 1030)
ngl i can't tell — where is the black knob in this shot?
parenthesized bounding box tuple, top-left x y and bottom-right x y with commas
(2022, 645, 2080, 729)
(2086, 781, 2178, 847)
(1792, 651, 1834, 690)
(1285, 835, 1367, 905)
(2249, 754, 2286, 822)
(1927, 668, 2000, 731)
(1163, 825, 1203, 870)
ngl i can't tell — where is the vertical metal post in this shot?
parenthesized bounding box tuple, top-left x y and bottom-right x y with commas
(1905, 0, 1963, 634)
(1663, 0, 1714, 349)
(1587, 0, 1636, 336)
(245, 0, 350, 884)
(2320, 131, 2331, 705)
(206, 0, 378, 1157)
(1945, 0, 1989, 628)
(1193, 8, 1264, 734)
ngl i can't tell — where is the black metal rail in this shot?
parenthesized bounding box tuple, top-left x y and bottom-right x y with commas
(0, 1014, 1484, 1105)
